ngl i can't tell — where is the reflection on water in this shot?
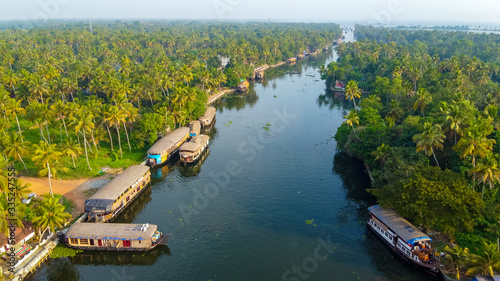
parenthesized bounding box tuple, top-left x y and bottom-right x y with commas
(114, 186, 152, 223)
(317, 89, 351, 112)
(178, 148, 210, 177)
(69, 245, 170, 266)
(213, 87, 259, 112)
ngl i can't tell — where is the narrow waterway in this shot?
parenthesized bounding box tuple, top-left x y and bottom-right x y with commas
(29, 30, 442, 281)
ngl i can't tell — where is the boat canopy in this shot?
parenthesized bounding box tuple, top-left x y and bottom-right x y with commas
(179, 142, 200, 153)
(199, 107, 216, 122)
(67, 223, 157, 241)
(147, 127, 189, 155)
(368, 205, 431, 245)
(84, 165, 150, 212)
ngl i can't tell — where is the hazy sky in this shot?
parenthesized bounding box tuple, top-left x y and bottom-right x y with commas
(2, 0, 499, 26)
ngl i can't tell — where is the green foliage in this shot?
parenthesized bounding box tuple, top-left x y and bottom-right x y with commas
(50, 244, 82, 259)
(454, 232, 488, 254)
(372, 167, 483, 234)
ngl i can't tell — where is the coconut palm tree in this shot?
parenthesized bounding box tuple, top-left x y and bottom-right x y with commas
(31, 141, 64, 197)
(372, 143, 392, 167)
(413, 89, 432, 117)
(466, 242, 500, 277)
(50, 100, 69, 139)
(443, 244, 470, 280)
(454, 129, 495, 167)
(62, 139, 82, 168)
(412, 122, 446, 167)
(470, 152, 500, 198)
(104, 105, 126, 158)
(70, 110, 95, 171)
(343, 110, 360, 139)
(12, 179, 32, 201)
(344, 80, 361, 110)
(32, 196, 71, 244)
(3, 131, 31, 172)
(4, 98, 25, 142)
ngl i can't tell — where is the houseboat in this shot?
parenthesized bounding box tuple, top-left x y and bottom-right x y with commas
(367, 205, 439, 273)
(147, 127, 190, 167)
(199, 107, 216, 128)
(64, 223, 166, 251)
(287, 57, 297, 64)
(179, 134, 210, 165)
(237, 80, 249, 92)
(84, 165, 150, 223)
(189, 121, 201, 138)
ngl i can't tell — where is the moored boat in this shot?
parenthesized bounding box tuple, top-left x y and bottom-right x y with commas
(147, 127, 190, 167)
(63, 223, 166, 251)
(237, 79, 249, 92)
(84, 165, 150, 223)
(287, 57, 297, 64)
(367, 205, 439, 274)
(189, 121, 201, 138)
(179, 134, 210, 165)
(199, 107, 216, 128)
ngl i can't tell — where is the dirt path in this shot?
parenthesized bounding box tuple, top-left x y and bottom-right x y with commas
(20, 170, 121, 216)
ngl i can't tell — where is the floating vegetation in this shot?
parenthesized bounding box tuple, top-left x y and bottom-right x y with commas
(224, 121, 233, 127)
(305, 219, 314, 225)
(51, 244, 82, 259)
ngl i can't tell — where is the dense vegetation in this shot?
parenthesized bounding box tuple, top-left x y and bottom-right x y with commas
(322, 25, 500, 277)
(0, 21, 341, 268)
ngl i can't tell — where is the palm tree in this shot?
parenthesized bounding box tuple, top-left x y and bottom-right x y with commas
(32, 196, 71, 244)
(104, 105, 126, 158)
(454, 129, 495, 167)
(3, 131, 31, 172)
(413, 89, 432, 117)
(343, 110, 360, 139)
(344, 80, 361, 110)
(50, 100, 69, 139)
(372, 143, 392, 167)
(62, 139, 82, 168)
(12, 179, 32, 201)
(443, 244, 470, 280)
(4, 98, 25, 142)
(412, 122, 446, 167)
(70, 110, 95, 170)
(27, 73, 50, 104)
(466, 242, 500, 277)
(32, 141, 63, 197)
(470, 153, 500, 198)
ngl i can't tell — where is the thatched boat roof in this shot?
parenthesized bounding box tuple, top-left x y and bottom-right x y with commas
(84, 166, 149, 213)
(238, 80, 249, 88)
(192, 134, 209, 145)
(189, 121, 201, 132)
(199, 107, 216, 121)
(67, 223, 157, 241)
(179, 135, 209, 154)
(368, 205, 431, 244)
(147, 127, 189, 154)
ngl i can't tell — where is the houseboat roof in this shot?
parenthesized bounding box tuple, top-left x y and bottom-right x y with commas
(85, 165, 149, 212)
(238, 80, 249, 88)
(180, 135, 209, 153)
(147, 127, 189, 154)
(368, 205, 431, 245)
(67, 223, 157, 241)
(200, 107, 216, 120)
(189, 121, 201, 131)
(179, 142, 200, 152)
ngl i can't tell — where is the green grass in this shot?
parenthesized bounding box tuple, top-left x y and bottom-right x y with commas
(7, 119, 149, 179)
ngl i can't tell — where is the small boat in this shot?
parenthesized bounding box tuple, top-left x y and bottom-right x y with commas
(471, 275, 500, 281)
(334, 80, 346, 90)
(179, 134, 210, 165)
(189, 121, 201, 138)
(367, 205, 439, 274)
(287, 57, 297, 64)
(237, 79, 249, 92)
(63, 223, 166, 252)
(147, 127, 190, 167)
(198, 107, 216, 128)
(84, 165, 150, 223)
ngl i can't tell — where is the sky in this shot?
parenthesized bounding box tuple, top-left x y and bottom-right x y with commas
(1, 0, 499, 27)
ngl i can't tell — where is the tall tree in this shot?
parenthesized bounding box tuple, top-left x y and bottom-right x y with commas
(413, 122, 446, 167)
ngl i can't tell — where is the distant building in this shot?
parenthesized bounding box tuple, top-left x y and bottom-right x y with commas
(0, 221, 35, 253)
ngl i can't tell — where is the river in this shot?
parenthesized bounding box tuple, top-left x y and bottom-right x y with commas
(29, 30, 442, 281)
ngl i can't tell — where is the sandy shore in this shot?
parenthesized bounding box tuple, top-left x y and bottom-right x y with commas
(20, 170, 121, 216)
